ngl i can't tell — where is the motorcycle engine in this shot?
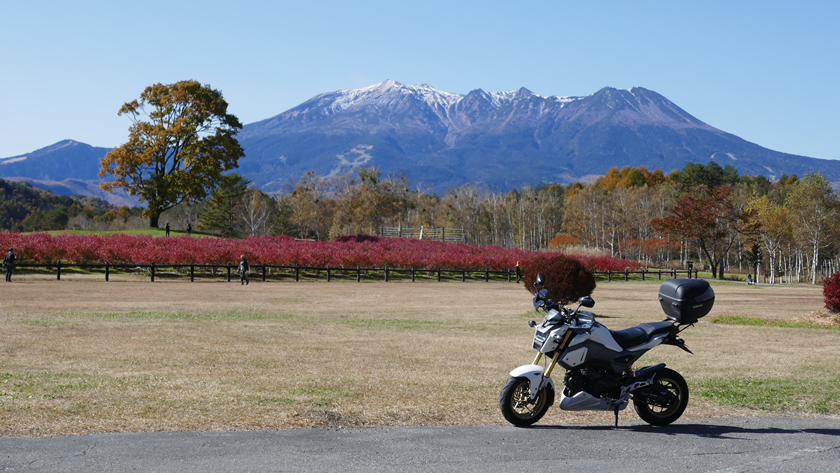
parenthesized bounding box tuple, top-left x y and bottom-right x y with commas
(564, 368, 622, 399)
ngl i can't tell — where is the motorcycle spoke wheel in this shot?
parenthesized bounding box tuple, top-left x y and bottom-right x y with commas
(499, 377, 553, 427)
(633, 368, 689, 426)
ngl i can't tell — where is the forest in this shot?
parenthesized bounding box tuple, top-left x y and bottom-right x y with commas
(193, 162, 836, 284)
(3, 161, 839, 284)
(0, 179, 144, 231)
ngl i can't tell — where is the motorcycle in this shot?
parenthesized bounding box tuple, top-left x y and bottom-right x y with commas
(500, 273, 714, 427)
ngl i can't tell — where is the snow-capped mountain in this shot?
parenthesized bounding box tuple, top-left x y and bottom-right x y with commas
(4, 81, 840, 198)
(237, 80, 839, 192)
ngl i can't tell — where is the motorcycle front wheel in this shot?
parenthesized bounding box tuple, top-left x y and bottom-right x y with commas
(633, 368, 689, 426)
(499, 376, 554, 427)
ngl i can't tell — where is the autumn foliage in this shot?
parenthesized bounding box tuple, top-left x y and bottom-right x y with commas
(823, 271, 840, 314)
(521, 253, 597, 305)
(0, 232, 644, 274)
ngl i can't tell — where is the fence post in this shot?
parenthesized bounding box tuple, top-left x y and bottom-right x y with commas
(385, 266, 389, 282)
(295, 265, 300, 282)
(151, 263, 155, 282)
(437, 268, 441, 282)
(642, 271, 645, 281)
(57, 262, 61, 280)
(625, 269, 628, 282)
(105, 262, 109, 282)
(658, 269, 661, 280)
(507, 268, 511, 283)
(357, 266, 361, 282)
(226, 263, 231, 282)
(262, 265, 266, 282)
(462, 270, 466, 282)
(485, 269, 489, 282)
(607, 270, 611, 282)
(327, 265, 331, 282)
(190, 265, 195, 282)
(411, 267, 415, 282)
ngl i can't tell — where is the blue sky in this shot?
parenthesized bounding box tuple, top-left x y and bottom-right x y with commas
(1, 0, 838, 161)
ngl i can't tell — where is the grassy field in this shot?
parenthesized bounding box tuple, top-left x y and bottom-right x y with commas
(0, 276, 837, 436)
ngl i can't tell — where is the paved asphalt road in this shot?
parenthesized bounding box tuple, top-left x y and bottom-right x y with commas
(2, 416, 839, 472)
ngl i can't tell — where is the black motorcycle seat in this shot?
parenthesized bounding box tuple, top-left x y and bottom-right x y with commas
(610, 321, 675, 350)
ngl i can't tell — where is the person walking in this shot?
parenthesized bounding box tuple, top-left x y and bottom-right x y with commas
(515, 261, 521, 283)
(747, 273, 753, 285)
(187, 223, 192, 236)
(4, 247, 16, 282)
(239, 254, 250, 285)
(165, 222, 170, 237)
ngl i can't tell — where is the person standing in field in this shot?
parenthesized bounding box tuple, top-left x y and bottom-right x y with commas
(239, 254, 250, 285)
(187, 223, 192, 236)
(4, 247, 16, 282)
(165, 222, 170, 236)
(515, 261, 521, 283)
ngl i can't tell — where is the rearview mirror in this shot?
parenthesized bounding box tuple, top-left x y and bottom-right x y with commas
(535, 273, 545, 286)
(578, 296, 595, 308)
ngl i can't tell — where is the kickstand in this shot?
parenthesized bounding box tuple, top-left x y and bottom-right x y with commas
(614, 406, 619, 427)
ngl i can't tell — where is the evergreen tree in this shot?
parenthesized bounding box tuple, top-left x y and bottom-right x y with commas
(198, 174, 250, 237)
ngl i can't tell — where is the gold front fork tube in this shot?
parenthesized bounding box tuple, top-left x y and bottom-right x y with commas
(532, 352, 543, 365)
(543, 352, 561, 378)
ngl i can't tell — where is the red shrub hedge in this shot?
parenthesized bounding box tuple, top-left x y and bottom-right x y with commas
(521, 253, 596, 305)
(823, 270, 840, 314)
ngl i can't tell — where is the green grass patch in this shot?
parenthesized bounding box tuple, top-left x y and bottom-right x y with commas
(59, 311, 299, 321)
(1, 370, 156, 402)
(290, 387, 360, 408)
(336, 318, 448, 329)
(14, 319, 78, 327)
(712, 315, 840, 330)
(694, 376, 840, 414)
(254, 396, 295, 406)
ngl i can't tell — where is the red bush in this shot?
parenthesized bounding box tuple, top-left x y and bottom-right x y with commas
(0, 231, 646, 274)
(521, 253, 596, 305)
(823, 270, 840, 314)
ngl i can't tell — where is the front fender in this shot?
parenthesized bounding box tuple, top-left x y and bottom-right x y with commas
(509, 364, 556, 401)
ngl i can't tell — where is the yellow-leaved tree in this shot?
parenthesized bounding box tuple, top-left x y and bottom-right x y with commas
(99, 80, 244, 228)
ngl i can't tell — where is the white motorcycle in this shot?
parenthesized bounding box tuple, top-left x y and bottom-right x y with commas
(500, 273, 714, 427)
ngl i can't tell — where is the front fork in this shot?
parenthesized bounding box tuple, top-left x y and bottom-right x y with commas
(513, 330, 573, 402)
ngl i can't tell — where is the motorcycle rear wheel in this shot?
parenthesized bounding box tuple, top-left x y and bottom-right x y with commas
(633, 368, 689, 426)
(499, 376, 554, 427)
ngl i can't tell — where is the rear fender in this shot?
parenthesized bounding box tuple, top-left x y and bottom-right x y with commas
(509, 364, 556, 401)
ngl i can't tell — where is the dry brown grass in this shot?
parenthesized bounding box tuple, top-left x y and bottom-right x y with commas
(795, 311, 840, 327)
(0, 275, 836, 436)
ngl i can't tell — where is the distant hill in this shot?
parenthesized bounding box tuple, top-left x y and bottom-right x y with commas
(0, 140, 109, 180)
(0, 140, 139, 206)
(0, 178, 115, 231)
(4, 82, 840, 196)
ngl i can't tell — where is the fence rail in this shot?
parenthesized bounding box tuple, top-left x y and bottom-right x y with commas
(378, 225, 466, 243)
(12, 263, 697, 283)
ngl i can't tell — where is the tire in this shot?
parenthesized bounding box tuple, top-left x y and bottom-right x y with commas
(499, 376, 554, 427)
(633, 368, 689, 426)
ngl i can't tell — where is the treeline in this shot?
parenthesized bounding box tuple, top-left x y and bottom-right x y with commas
(0, 179, 143, 231)
(7, 162, 840, 284)
(185, 168, 563, 251)
(190, 161, 837, 284)
(561, 164, 840, 284)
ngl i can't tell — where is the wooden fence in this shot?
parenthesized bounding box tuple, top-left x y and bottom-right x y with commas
(13, 263, 697, 283)
(378, 225, 466, 243)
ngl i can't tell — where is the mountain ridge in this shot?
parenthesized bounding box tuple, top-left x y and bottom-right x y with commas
(3, 82, 840, 197)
